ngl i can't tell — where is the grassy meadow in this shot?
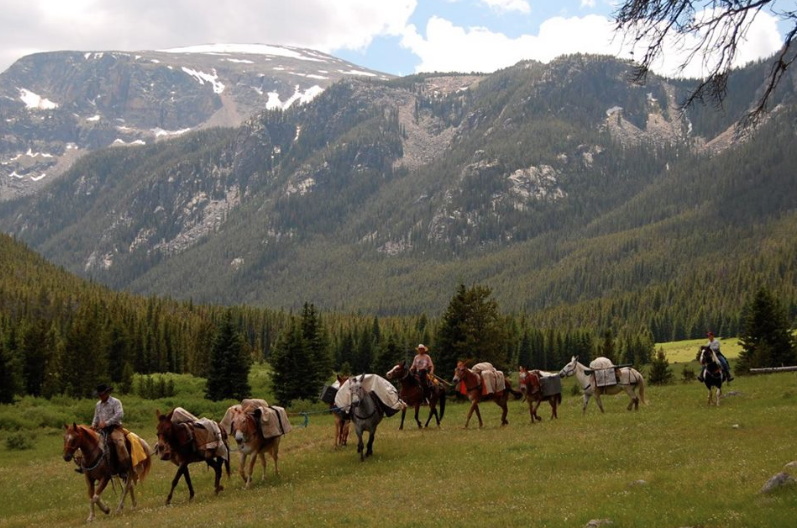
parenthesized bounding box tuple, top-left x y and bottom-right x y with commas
(1, 362, 796, 527)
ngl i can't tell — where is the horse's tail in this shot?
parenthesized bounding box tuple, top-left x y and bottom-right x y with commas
(132, 436, 153, 484)
(555, 392, 562, 405)
(636, 371, 647, 405)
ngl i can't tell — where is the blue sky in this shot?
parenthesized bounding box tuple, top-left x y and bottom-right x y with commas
(0, 0, 787, 78)
(336, 0, 618, 75)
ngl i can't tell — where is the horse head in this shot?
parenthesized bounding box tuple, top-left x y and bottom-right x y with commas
(231, 408, 260, 454)
(155, 409, 175, 461)
(452, 360, 470, 383)
(337, 374, 349, 385)
(62, 422, 83, 462)
(349, 376, 366, 406)
(385, 361, 406, 380)
(559, 356, 579, 378)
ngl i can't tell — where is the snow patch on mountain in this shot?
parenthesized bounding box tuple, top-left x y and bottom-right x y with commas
(266, 85, 323, 110)
(19, 88, 58, 110)
(181, 67, 225, 94)
(161, 44, 326, 62)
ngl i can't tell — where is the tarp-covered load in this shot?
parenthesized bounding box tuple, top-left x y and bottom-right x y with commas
(471, 362, 506, 395)
(540, 373, 562, 397)
(170, 407, 228, 460)
(334, 374, 405, 417)
(219, 399, 292, 440)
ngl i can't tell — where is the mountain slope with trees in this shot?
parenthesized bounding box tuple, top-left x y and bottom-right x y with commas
(1, 54, 796, 342)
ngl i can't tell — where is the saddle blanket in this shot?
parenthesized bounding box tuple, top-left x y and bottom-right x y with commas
(334, 374, 405, 415)
(471, 362, 506, 395)
(170, 407, 228, 460)
(125, 431, 149, 467)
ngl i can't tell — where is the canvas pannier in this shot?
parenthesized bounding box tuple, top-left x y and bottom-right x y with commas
(540, 375, 562, 397)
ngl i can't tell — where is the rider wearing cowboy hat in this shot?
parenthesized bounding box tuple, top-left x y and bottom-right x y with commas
(90, 383, 131, 478)
(409, 344, 435, 403)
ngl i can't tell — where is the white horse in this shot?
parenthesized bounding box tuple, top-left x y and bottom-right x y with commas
(559, 356, 647, 414)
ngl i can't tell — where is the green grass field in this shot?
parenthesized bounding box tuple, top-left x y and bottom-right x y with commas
(657, 338, 743, 364)
(1, 368, 796, 528)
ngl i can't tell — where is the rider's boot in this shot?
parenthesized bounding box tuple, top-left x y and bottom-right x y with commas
(697, 368, 704, 382)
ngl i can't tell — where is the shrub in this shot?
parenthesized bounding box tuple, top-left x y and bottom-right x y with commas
(648, 348, 674, 385)
(5, 431, 35, 450)
(681, 364, 696, 383)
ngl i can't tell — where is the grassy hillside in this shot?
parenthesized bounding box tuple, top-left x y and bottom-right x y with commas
(1, 370, 795, 527)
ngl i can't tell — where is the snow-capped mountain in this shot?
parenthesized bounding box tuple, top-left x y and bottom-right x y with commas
(0, 44, 390, 200)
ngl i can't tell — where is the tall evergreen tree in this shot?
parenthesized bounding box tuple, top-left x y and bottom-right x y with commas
(600, 329, 616, 363)
(270, 321, 311, 405)
(300, 303, 332, 396)
(436, 283, 509, 373)
(205, 310, 251, 401)
(0, 330, 16, 404)
(737, 287, 797, 372)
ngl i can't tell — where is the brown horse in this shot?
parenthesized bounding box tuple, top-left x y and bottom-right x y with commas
(62, 423, 152, 522)
(155, 409, 230, 505)
(386, 361, 446, 429)
(452, 361, 522, 428)
(518, 367, 562, 423)
(333, 374, 351, 446)
(227, 406, 281, 489)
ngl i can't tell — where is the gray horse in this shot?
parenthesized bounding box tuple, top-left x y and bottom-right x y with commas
(348, 375, 384, 461)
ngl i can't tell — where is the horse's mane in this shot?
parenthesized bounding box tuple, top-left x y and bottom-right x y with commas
(74, 424, 99, 441)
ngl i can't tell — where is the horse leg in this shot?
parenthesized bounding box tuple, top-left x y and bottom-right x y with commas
(365, 428, 376, 458)
(213, 458, 225, 494)
(92, 477, 111, 516)
(716, 386, 721, 407)
(623, 385, 637, 411)
(582, 393, 590, 414)
(474, 403, 484, 428)
(550, 398, 558, 419)
(357, 426, 365, 462)
(259, 451, 267, 483)
(399, 408, 406, 430)
(239, 452, 248, 485)
(464, 401, 476, 428)
(532, 398, 543, 422)
(414, 402, 422, 429)
(499, 400, 509, 426)
(245, 453, 257, 489)
(424, 401, 437, 428)
(594, 393, 605, 413)
(527, 399, 535, 424)
(115, 475, 131, 512)
(86, 478, 96, 522)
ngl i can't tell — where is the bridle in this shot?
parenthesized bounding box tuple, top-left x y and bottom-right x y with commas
(65, 426, 106, 473)
(454, 366, 480, 392)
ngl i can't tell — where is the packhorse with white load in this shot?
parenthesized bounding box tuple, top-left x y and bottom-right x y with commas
(220, 399, 291, 488)
(452, 361, 522, 428)
(334, 374, 403, 461)
(559, 356, 646, 414)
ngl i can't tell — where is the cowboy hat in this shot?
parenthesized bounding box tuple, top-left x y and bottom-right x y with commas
(416, 344, 428, 352)
(95, 383, 113, 396)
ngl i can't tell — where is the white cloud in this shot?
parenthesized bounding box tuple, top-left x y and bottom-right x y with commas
(580, 0, 596, 8)
(479, 0, 531, 14)
(402, 11, 783, 78)
(0, 0, 417, 73)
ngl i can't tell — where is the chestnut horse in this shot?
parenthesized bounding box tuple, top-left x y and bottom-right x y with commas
(228, 406, 281, 488)
(518, 367, 562, 423)
(452, 361, 521, 428)
(386, 361, 446, 429)
(62, 423, 152, 522)
(333, 375, 351, 446)
(155, 409, 230, 505)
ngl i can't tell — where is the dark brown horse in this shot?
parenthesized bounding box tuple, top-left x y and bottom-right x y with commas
(452, 361, 521, 428)
(518, 366, 562, 423)
(333, 374, 351, 446)
(155, 409, 230, 505)
(62, 423, 152, 522)
(386, 361, 446, 429)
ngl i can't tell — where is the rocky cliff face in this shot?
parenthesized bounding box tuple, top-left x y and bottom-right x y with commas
(0, 44, 390, 200)
(2, 53, 793, 312)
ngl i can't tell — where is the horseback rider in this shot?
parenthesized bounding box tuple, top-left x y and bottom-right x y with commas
(89, 383, 131, 479)
(697, 331, 734, 383)
(409, 344, 435, 403)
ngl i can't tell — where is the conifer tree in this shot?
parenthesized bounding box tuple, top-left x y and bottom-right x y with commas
(737, 287, 797, 372)
(205, 310, 251, 401)
(600, 329, 616, 363)
(301, 303, 332, 396)
(270, 321, 310, 405)
(436, 283, 509, 372)
(648, 347, 673, 385)
(0, 331, 16, 404)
